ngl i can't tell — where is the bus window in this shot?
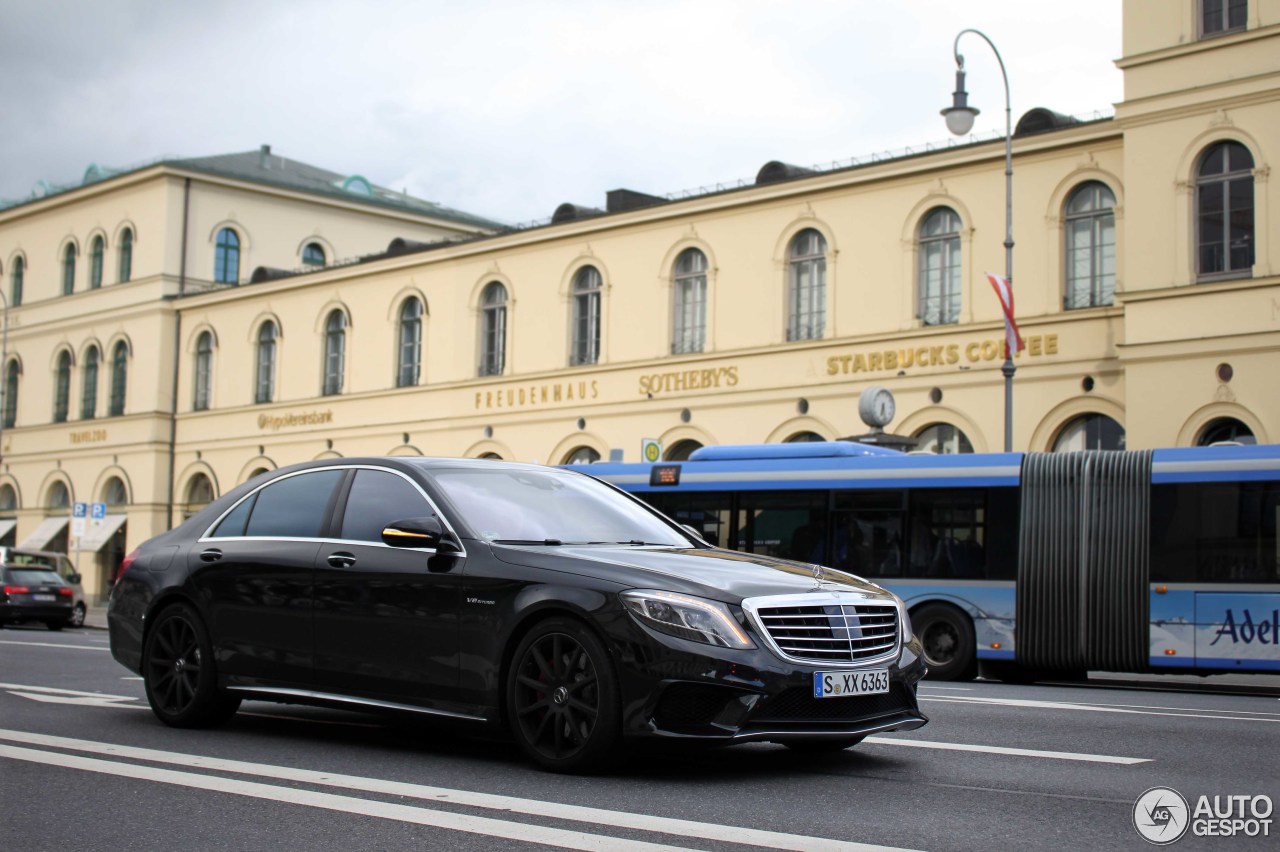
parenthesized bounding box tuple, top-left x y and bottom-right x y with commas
(905, 488, 1017, 580)
(649, 493, 733, 548)
(831, 490, 906, 577)
(736, 492, 826, 562)
(1151, 481, 1280, 583)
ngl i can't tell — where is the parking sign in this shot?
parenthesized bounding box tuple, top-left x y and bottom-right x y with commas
(91, 501, 107, 529)
(72, 501, 88, 539)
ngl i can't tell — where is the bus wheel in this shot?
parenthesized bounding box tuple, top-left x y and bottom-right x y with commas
(914, 604, 976, 681)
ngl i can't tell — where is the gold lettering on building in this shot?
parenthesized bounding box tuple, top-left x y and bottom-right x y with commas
(257, 410, 334, 431)
(474, 380, 600, 410)
(638, 366, 739, 396)
(69, 429, 108, 444)
(827, 335, 1058, 376)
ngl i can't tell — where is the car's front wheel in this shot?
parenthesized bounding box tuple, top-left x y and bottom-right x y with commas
(507, 617, 621, 773)
(143, 603, 240, 728)
(70, 603, 86, 628)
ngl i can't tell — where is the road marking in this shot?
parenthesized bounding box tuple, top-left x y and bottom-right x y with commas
(921, 694, 1280, 723)
(9, 692, 144, 709)
(0, 729, 916, 852)
(916, 685, 972, 691)
(0, 683, 137, 699)
(0, 640, 111, 652)
(865, 736, 1149, 764)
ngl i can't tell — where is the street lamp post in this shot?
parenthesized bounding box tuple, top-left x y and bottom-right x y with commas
(941, 29, 1016, 453)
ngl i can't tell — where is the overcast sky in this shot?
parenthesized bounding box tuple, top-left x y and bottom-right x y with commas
(1, 0, 1124, 226)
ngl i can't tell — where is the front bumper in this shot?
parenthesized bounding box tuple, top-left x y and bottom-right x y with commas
(616, 622, 928, 743)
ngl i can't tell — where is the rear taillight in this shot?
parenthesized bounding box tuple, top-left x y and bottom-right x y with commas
(115, 548, 140, 585)
(3, 585, 30, 595)
(57, 587, 74, 597)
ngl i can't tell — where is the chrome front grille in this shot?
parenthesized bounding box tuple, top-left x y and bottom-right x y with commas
(750, 599, 899, 664)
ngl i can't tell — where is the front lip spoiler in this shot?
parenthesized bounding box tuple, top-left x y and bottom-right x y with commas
(643, 711, 928, 743)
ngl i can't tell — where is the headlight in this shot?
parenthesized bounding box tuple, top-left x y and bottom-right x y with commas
(620, 590, 755, 650)
(893, 593, 914, 643)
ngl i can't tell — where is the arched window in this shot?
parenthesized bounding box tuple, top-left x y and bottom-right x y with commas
(665, 439, 703, 461)
(255, 321, 277, 404)
(103, 476, 128, 506)
(1196, 141, 1255, 279)
(109, 341, 128, 416)
(784, 431, 825, 443)
(913, 423, 974, 454)
(1197, 417, 1256, 446)
(48, 480, 71, 510)
(672, 248, 708, 354)
(10, 256, 23, 306)
(479, 282, 507, 376)
(184, 474, 215, 519)
(477, 452, 503, 460)
(81, 346, 100, 419)
(787, 230, 826, 341)
(193, 331, 213, 410)
(1052, 413, 1125, 452)
(54, 351, 72, 422)
(302, 242, 326, 267)
(89, 235, 105, 289)
(322, 310, 346, 395)
(118, 228, 133, 282)
(3, 359, 18, 428)
(0, 484, 16, 513)
(397, 298, 423, 387)
(570, 266, 602, 366)
(918, 208, 962, 325)
(214, 228, 241, 283)
(563, 446, 601, 464)
(1064, 182, 1116, 309)
(62, 243, 76, 295)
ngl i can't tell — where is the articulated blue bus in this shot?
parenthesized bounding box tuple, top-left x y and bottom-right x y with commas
(572, 442, 1280, 681)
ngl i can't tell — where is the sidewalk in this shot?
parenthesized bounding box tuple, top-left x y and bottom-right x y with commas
(84, 604, 108, 630)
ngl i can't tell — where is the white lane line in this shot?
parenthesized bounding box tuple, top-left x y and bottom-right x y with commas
(0, 728, 915, 852)
(916, 685, 972, 692)
(920, 694, 1280, 723)
(0, 683, 136, 700)
(0, 640, 110, 652)
(865, 736, 1149, 765)
(0, 744, 695, 852)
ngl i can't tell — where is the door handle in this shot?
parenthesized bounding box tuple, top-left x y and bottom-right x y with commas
(327, 552, 356, 568)
(199, 548, 223, 563)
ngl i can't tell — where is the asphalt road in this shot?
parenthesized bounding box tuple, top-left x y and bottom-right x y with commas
(1, 623, 1276, 851)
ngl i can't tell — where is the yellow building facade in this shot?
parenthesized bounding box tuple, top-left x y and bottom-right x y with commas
(2, 0, 1278, 602)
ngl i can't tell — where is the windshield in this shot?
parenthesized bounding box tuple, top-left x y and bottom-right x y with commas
(3, 569, 64, 585)
(431, 468, 689, 546)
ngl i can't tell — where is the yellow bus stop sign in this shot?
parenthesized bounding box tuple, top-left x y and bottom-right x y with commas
(641, 439, 662, 463)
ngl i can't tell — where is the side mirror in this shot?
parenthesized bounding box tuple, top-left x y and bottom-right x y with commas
(67, 573, 82, 585)
(381, 517, 461, 553)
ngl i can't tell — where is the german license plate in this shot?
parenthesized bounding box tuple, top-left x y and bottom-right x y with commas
(813, 669, 890, 698)
(32, 594, 56, 602)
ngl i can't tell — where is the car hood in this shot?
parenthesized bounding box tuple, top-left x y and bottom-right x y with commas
(486, 542, 890, 603)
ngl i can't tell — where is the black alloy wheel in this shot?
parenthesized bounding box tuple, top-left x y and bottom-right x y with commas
(142, 604, 240, 728)
(507, 618, 620, 772)
(914, 603, 977, 681)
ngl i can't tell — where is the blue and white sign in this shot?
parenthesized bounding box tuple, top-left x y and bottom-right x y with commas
(91, 501, 107, 529)
(71, 501, 88, 539)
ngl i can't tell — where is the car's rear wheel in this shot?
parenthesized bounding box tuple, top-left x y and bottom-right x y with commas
(507, 618, 620, 773)
(70, 603, 86, 628)
(782, 736, 864, 753)
(143, 603, 240, 727)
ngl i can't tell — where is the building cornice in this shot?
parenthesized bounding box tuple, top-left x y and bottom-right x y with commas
(1116, 23, 1280, 70)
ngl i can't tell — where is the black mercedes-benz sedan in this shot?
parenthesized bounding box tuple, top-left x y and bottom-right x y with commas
(108, 458, 927, 771)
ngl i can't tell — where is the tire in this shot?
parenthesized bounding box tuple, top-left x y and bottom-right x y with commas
(507, 617, 621, 773)
(782, 737, 864, 753)
(913, 604, 977, 681)
(45, 620, 65, 631)
(143, 603, 240, 728)
(70, 603, 86, 628)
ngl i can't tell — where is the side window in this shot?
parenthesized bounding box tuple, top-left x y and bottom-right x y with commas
(211, 493, 258, 538)
(340, 469, 433, 543)
(244, 470, 344, 538)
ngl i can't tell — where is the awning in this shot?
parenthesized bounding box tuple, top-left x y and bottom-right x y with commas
(75, 514, 128, 552)
(0, 519, 16, 541)
(19, 516, 68, 551)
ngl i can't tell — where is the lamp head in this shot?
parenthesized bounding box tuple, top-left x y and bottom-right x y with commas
(941, 68, 979, 136)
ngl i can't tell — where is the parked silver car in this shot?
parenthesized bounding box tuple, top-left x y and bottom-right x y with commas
(0, 547, 87, 628)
